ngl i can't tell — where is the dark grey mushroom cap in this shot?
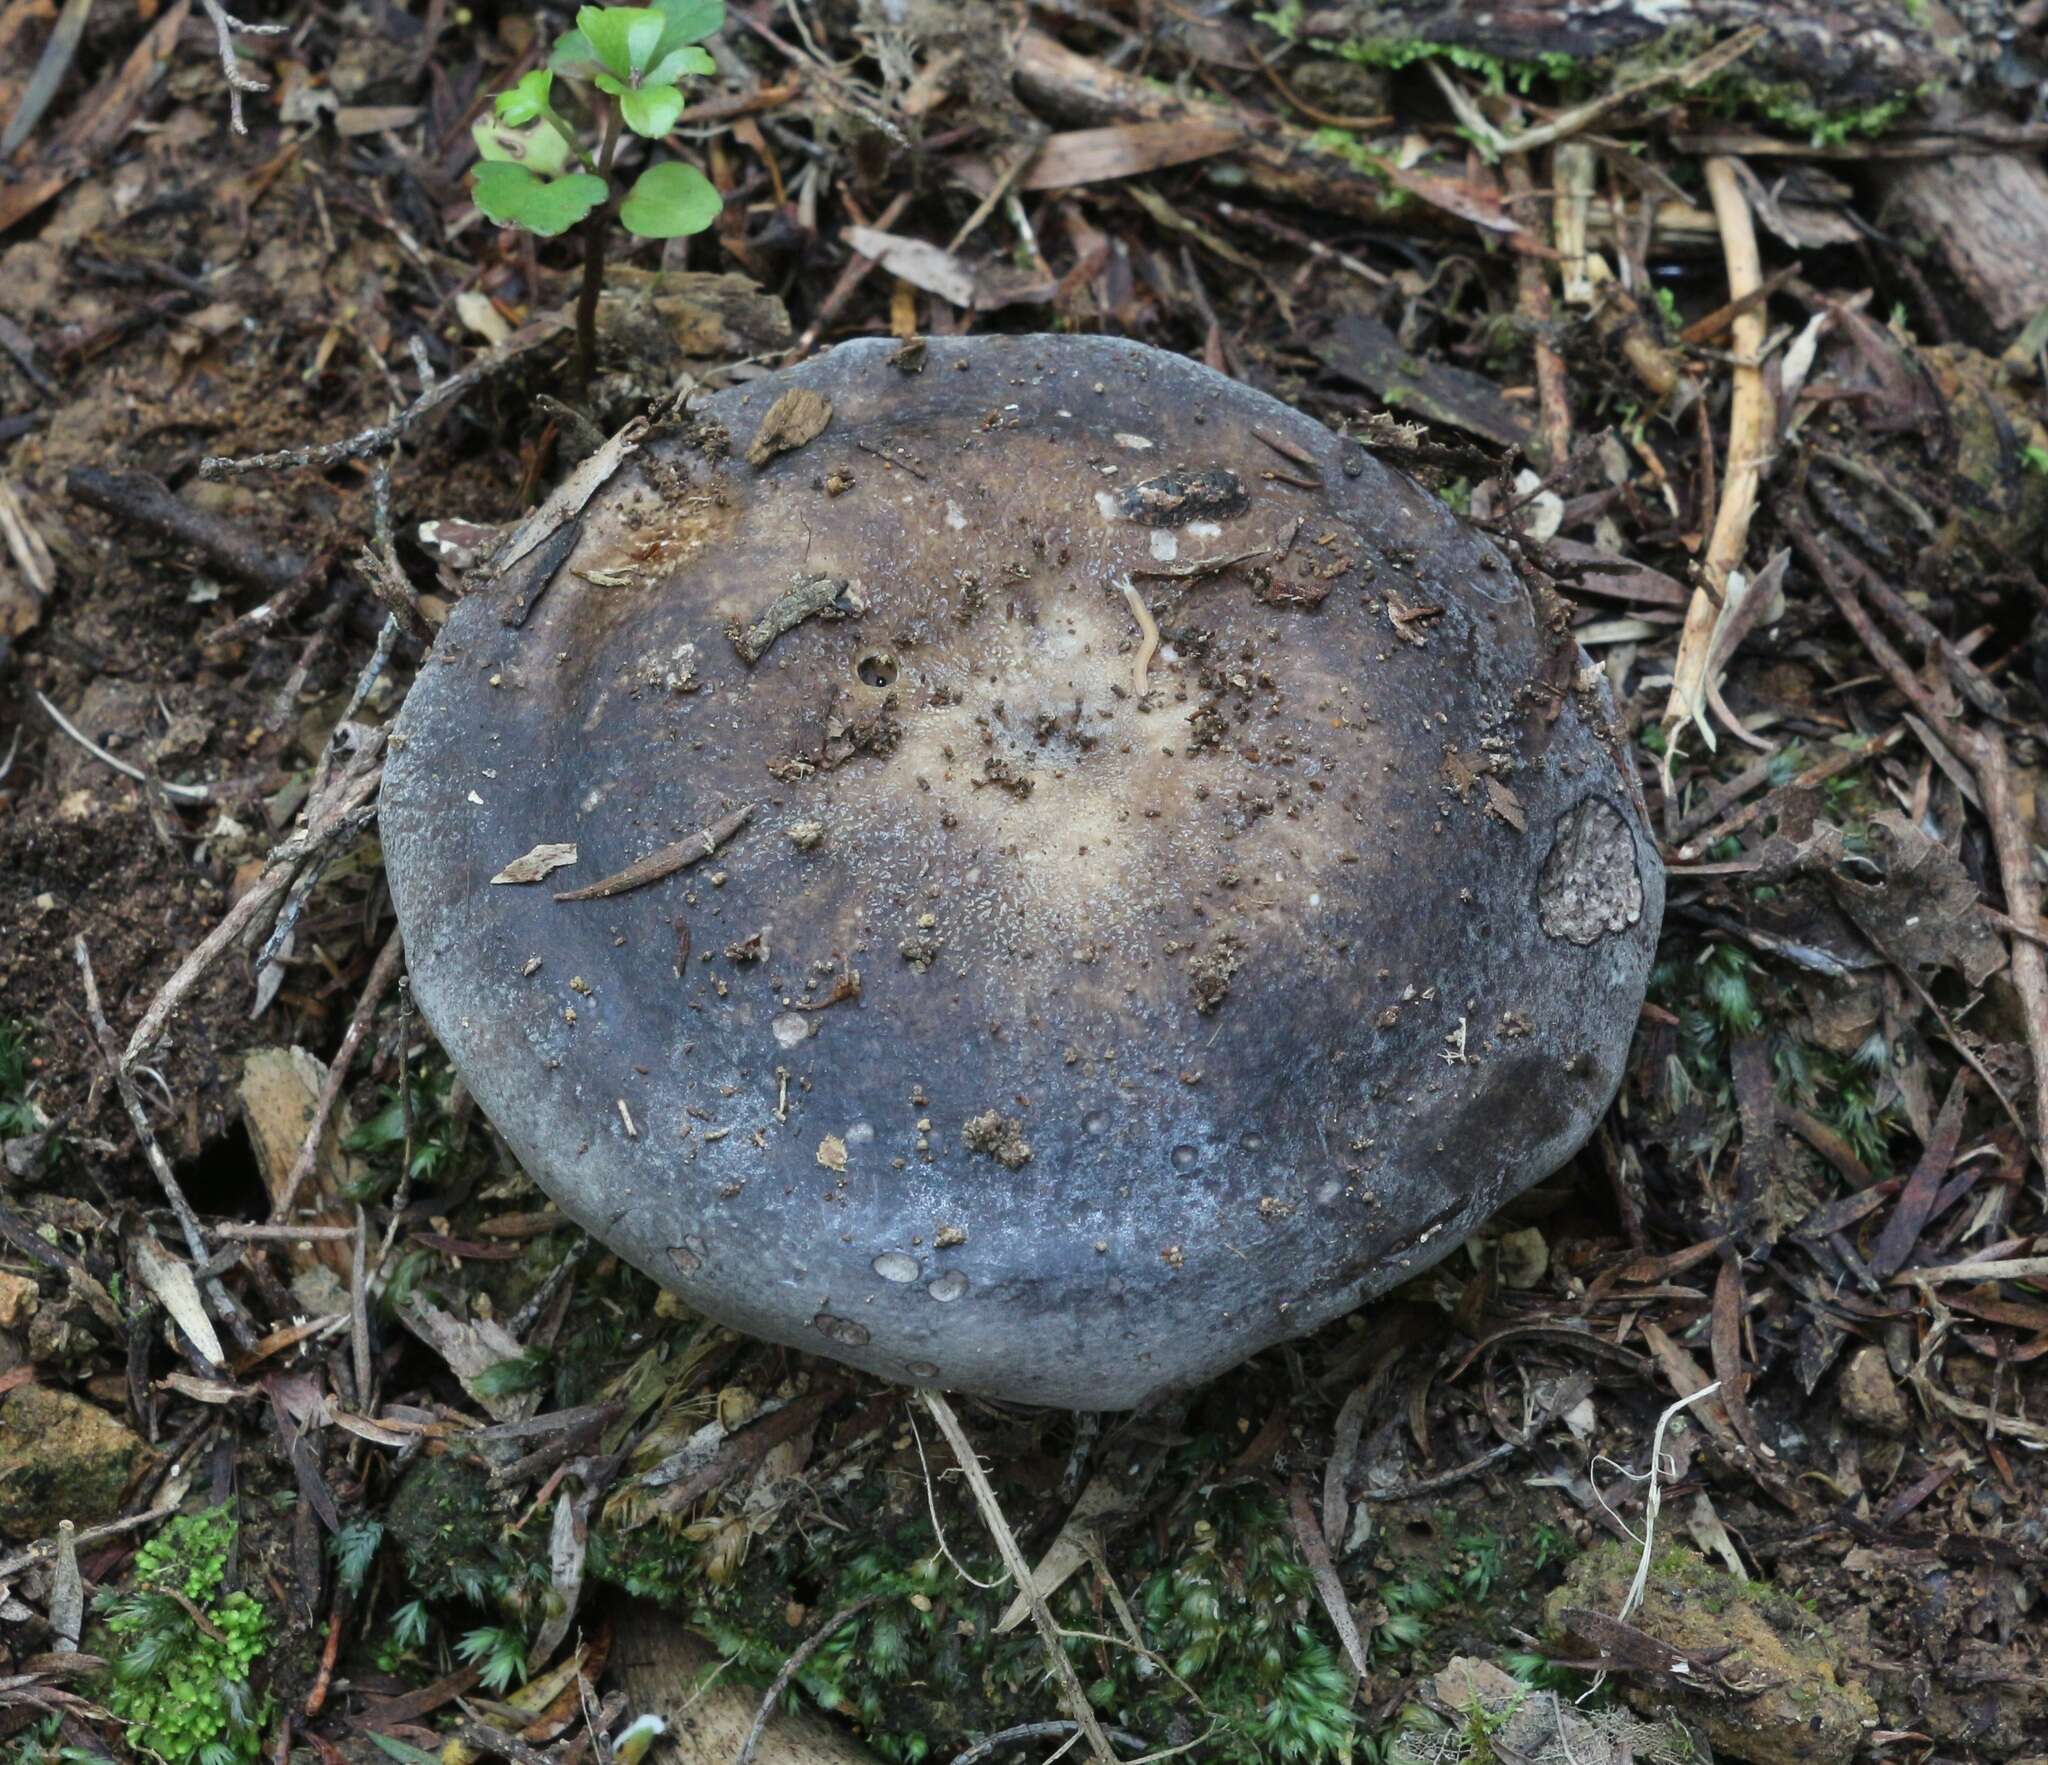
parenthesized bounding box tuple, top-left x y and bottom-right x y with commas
(382, 333, 1662, 1410)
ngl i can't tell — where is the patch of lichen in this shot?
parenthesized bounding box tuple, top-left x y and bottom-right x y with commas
(1546, 1543, 1876, 1765)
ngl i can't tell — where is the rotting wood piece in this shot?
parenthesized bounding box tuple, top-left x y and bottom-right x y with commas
(1295, 0, 1973, 107)
(1881, 154, 2048, 338)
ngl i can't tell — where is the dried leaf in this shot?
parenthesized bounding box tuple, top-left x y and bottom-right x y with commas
(841, 227, 1056, 312)
(1021, 118, 1244, 191)
(525, 1491, 589, 1668)
(50, 1522, 81, 1654)
(134, 1234, 224, 1367)
(398, 1297, 540, 1422)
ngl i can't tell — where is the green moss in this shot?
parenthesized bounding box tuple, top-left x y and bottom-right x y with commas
(1696, 74, 1918, 147)
(594, 1462, 1355, 1762)
(386, 1454, 522, 1606)
(96, 1507, 274, 1765)
(1327, 37, 1579, 97)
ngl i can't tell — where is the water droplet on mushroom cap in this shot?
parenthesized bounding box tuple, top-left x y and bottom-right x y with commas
(381, 332, 1662, 1410)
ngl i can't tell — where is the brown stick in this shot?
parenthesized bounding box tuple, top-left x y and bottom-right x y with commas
(554, 804, 753, 902)
(122, 740, 385, 1067)
(1502, 156, 1572, 469)
(66, 467, 308, 590)
(270, 926, 405, 1222)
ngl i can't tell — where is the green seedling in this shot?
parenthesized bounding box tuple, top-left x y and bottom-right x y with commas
(473, 0, 726, 383)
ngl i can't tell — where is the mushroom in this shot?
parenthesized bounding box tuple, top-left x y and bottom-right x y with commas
(382, 334, 1662, 1410)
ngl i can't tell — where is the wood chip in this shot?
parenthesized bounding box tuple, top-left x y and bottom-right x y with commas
(745, 387, 833, 467)
(492, 843, 580, 886)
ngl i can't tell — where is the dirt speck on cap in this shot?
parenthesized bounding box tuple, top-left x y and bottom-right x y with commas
(961, 1110, 1031, 1169)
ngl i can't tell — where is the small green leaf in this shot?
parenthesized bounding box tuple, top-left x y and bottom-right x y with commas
(652, 0, 723, 45)
(493, 68, 554, 125)
(472, 114, 572, 176)
(548, 26, 600, 75)
(473, 163, 608, 237)
(645, 43, 715, 84)
(619, 84, 685, 138)
(618, 160, 721, 237)
(577, 5, 665, 77)
(369, 1736, 443, 1765)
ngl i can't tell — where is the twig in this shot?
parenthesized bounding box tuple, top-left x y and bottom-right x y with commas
(554, 804, 753, 901)
(66, 466, 306, 589)
(1213, 201, 1388, 288)
(729, 7, 906, 147)
(0, 1497, 184, 1581)
(195, 0, 288, 135)
(122, 733, 385, 1068)
(271, 927, 405, 1222)
(216, 1222, 360, 1241)
(200, 316, 570, 477)
(921, 1391, 1118, 1765)
(948, 135, 1046, 255)
(907, 1410, 1008, 1590)
(1671, 729, 1902, 860)
(1502, 155, 1571, 469)
(731, 1595, 884, 1765)
(1491, 24, 1764, 157)
(342, 614, 403, 725)
(1663, 157, 1771, 753)
(34, 692, 212, 802)
(76, 937, 259, 1350)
